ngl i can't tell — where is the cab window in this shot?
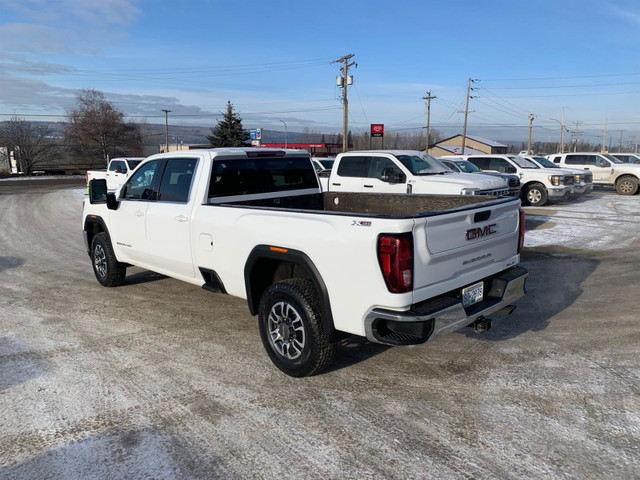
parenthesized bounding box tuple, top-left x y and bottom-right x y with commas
(158, 158, 198, 203)
(123, 160, 160, 200)
(367, 157, 403, 179)
(337, 156, 366, 177)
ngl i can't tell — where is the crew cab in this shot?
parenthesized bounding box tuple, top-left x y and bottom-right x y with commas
(521, 155, 593, 197)
(440, 157, 521, 197)
(443, 154, 573, 207)
(86, 157, 144, 191)
(320, 150, 509, 197)
(83, 148, 527, 377)
(547, 152, 640, 195)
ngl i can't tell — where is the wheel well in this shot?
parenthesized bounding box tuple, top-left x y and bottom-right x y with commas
(84, 218, 106, 253)
(522, 181, 545, 190)
(248, 258, 312, 315)
(615, 174, 639, 183)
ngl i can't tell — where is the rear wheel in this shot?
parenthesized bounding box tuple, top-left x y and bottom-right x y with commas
(524, 183, 548, 206)
(258, 279, 335, 377)
(615, 176, 638, 195)
(91, 232, 127, 287)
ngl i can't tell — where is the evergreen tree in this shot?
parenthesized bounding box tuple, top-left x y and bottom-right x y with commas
(207, 101, 250, 147)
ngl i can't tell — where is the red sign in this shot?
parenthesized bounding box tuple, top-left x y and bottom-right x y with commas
(371, 124, 384, 137)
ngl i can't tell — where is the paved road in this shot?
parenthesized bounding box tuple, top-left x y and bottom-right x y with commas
(1, 183, 638, 479)
(0, 177, 86, 195)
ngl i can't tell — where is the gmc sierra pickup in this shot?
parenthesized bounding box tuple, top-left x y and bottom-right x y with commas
(83, 148, 528, 377)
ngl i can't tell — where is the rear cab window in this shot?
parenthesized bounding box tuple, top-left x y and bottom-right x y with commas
(208, 156, 318, 198)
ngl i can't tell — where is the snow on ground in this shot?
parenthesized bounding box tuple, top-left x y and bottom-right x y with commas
(523, 192, 639, 250)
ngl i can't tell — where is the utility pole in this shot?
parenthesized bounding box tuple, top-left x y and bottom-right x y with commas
(573, 121, 582, 152)
(527, 113, 536, 154)
(422, 91, 436, 153)
(618, 130, 624, 152)
(561, 107, 565, 153)
(332, 54, 356, 152)
(461, 78, 475, 155)
(602, 117, 608, 152)
(635, 133, 639, 153)
(161, 109, 171, 153)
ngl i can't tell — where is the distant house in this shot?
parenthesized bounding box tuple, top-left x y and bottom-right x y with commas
(430, 135, 507, 157)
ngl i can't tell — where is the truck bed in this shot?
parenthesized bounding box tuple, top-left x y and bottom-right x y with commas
(217, 191, 512, 217)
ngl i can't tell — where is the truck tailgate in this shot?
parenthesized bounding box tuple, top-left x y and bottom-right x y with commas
(411, 199, 521, 299)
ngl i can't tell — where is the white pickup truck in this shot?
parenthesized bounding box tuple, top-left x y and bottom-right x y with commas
(83, 148, 528, 377)
(547, 152, 640, 195)
(86, 157, 144, 191)
(521, 154, 593, 197)
(319, 150, 509, 197)
(443, 154, 574, 207)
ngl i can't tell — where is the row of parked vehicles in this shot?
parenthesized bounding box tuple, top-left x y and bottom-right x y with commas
(313, 150, 640, 206)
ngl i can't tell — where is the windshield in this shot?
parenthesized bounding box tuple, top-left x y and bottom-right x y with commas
(320, 159, 334, 169)
(453, 160, 480, 173)
(532, 156, 557, 168)
(127, 160, 142, 169)
(395, 153, 450, 175)
(508, 155, 539, 169)
(603, 154, 624, 164)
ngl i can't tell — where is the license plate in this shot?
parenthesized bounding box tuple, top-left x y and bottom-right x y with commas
(462, 281, 484, 308)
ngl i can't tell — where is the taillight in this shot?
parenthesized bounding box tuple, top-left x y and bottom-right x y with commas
(378, 233, 413, 293)
(518, 208, 526, 253)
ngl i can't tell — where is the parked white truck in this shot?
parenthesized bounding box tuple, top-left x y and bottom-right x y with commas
(83, 148, 528, 376)
(319, 150, 509, 197)
(520, 154, 593, 197)
(547, 152, 640, 195)
(86, 157, 144, 191)
(442, 154, 574, 207)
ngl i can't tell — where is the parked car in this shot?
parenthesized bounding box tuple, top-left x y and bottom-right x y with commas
(441, 158, 521, 197)
(442, 154, 573, 206)
(547, 152, 640, 195)
(521, 155, 593, 197)
(83, 148, 527, 377)
(320, 150, 509, 196)
(312, 157, 335, 171)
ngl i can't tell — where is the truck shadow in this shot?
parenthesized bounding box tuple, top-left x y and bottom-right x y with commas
(328, 336, 390, 373)
(0, 256, 25, 273)
(459, 249, 599, 341)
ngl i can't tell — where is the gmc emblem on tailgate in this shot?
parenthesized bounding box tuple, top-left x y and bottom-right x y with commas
(466, 223, 497, 240)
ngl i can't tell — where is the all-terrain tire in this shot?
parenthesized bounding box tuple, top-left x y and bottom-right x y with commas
(524, 183, 548, 206)
(258, 279, 336, 377)
(615, 176, 639, 195)
(90, 232, 127, 287)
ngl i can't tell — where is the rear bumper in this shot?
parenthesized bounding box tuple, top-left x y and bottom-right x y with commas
(364, 266, 528, 346)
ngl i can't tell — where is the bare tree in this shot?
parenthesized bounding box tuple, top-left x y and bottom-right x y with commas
(0, 116, 57, 174)
(64, 89, 142, 167)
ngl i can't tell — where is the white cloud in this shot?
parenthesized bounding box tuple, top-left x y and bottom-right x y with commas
(607, 3, 640, 25)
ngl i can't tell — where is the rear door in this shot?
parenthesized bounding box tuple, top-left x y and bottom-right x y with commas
(145, 156, 200, 278)
(329, 156, 365, 191)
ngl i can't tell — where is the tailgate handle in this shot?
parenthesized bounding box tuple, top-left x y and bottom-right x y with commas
(474, 210, 491, 223)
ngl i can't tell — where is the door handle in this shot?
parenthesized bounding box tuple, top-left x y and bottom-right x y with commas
(135, 210, 144, 217)
(331, 183, 341, 186)
(364, 184, 373, 188)
(175, 215, 188, 223)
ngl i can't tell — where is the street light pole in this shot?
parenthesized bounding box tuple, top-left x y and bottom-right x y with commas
(280, 120, 288, 149)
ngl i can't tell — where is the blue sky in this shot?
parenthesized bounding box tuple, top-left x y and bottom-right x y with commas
(1, 0, 640, 145)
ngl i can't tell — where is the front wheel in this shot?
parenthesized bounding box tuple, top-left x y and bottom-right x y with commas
(615, 176, 639, 195)
(258, 279, 336, 377)
(91, 232, 127, 287)
(524, 183, 548, 206)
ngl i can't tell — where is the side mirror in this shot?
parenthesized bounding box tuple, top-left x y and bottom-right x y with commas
(114, 166, 125, 174)
(381, 167, 405, 184)
(106, 192, 119, 210)
(89, 179, 107, 204)
(506, 166, 517, 174)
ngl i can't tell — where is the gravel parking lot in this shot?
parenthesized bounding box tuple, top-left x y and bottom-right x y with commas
(1, 181, 639, 479)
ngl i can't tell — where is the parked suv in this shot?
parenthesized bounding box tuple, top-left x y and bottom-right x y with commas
(441, 154, 573, 206)
(547, 152, 640, 195)
(521, 155, 593, 197)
